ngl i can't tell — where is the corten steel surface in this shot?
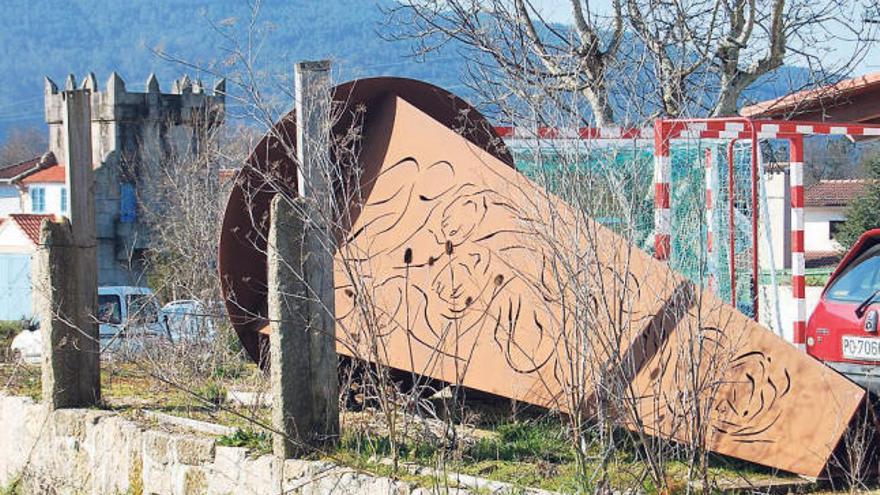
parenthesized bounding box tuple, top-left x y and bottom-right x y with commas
(220, 77, 512, 360)
(219, 78, 865, 477)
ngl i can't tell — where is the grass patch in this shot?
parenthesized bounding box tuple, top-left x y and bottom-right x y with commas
(0, 475, 22, 495)
(0, 363, 40, 400)
(0, 321, 22, 362)
(762, 269, 832, 287)
(329, 418, 798, 493)
(329, 418, 584, 491)
(335, 430, 438, 463)
(217, 428, 272, 455)
(464, 419, 572, 464)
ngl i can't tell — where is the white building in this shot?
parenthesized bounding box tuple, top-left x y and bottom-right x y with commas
(802, 179, 862, 259)
(0, 151, 67, 320)
(762, 172, 861, 271)
(0, 214, 54, 320)
(0, 152, 67, 216)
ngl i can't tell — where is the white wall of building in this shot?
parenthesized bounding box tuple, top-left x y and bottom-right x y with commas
(0, 185, 21, 216)
(23, 182, 67, 215)
(759, 284, 823, 343)
(0, 221, 35, 254)
(760, 171, 790, 271)
(804, 206, 845, 253)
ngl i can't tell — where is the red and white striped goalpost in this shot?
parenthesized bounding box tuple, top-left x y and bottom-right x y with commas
(705, 147, 715, 292)
(495, 120, 880, 350)
(652, 118, 880, 350)
(789, 136, 806, 351)
(653, 121, 672, 260)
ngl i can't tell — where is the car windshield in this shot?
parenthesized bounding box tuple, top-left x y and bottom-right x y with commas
(127, 294, 159, 324)
(98, 294, 122, 324)
(826, 244, 880, 302)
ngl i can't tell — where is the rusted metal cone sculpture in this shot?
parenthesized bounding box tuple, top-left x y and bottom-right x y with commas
(219, 78, 865, 477)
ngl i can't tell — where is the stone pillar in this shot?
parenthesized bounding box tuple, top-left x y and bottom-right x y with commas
(294, 60, 338, 442)
(268, 60, 339, 458)
(36, 218, 100, 408)
(37, 88, 100, 408)
(268, 195, 312, 457)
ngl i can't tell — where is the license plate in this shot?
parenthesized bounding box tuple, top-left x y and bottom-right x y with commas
(842, 335, 880, 361)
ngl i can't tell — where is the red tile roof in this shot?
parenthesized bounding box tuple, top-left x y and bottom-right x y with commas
(805, 251, 842, 269)
(0, 156, 42, 181)
(741, 72, 880, 123)
(0, 152, 58, 182)
(8, 214, 54, 244)
(20, 164, 65, 184)
(805, 180, 867, 208)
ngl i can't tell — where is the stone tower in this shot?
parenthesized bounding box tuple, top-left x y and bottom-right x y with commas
(44, 72, 225, 286)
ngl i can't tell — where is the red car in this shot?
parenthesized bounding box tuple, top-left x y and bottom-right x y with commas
(806, 228, 880, 392)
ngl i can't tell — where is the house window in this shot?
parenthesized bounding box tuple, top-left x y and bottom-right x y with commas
(30, 187, 45, 213)
(830, 220, 845, 241)
(60, 188, 68, 213)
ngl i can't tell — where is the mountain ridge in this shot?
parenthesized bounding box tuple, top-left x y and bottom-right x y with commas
(0, 0, 806, 142)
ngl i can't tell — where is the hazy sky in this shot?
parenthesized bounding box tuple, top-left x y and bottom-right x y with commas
(529, 0, 877, 74)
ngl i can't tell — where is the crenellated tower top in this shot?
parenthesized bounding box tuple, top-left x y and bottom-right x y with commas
(44, 72, 225, 127)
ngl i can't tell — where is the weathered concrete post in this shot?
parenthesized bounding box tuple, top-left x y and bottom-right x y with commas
(268, 195, 312, 457)
(37, 88, 100, 408)
(295, 60, 339, 444)
(269, 60, 339, 458)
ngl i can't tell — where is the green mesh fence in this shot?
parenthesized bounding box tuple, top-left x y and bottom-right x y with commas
(511, 140, 759, 318)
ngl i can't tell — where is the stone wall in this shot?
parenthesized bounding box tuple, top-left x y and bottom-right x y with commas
(0, 395, 443, 495)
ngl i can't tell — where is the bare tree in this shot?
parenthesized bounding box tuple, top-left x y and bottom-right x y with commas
(140, 123, 255, 304)
(804, 136, 859, 184)
(385, 0, 625, 127)
(387, 0, 878, 124)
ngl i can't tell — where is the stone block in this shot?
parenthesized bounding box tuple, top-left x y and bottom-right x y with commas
(172, 435, 216, 465)
(52, 409, 87, 438)
(143, 430, 176, 494)
(144, 430, 173, 464)
(0, 396, 45, 487)
(237, 454, 275, 494)
(0, 396, 523, 495)
(174, 465, 208, 495)
(84, 414, 144, 495)
(206, 447, 246, 494)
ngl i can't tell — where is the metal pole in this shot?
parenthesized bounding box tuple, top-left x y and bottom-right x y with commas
(653, 120, 671, 260)
(789, 136, 806, 351)
(705, 147, 715, 292)
(750, 129, 760, 321)
(727, 140, 737, 307)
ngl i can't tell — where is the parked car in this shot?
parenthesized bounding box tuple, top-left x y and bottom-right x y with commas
(160, 299, 216, 344)
(9, 286, 166, 362)
(806, 228, 880, 392)
(98, 286, 167, 350)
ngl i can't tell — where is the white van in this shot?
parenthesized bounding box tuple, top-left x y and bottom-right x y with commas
(11, 286, 167, 362)
(97, 286, 167, 349)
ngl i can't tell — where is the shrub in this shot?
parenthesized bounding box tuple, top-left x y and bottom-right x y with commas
(217, 428, 271, 454)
